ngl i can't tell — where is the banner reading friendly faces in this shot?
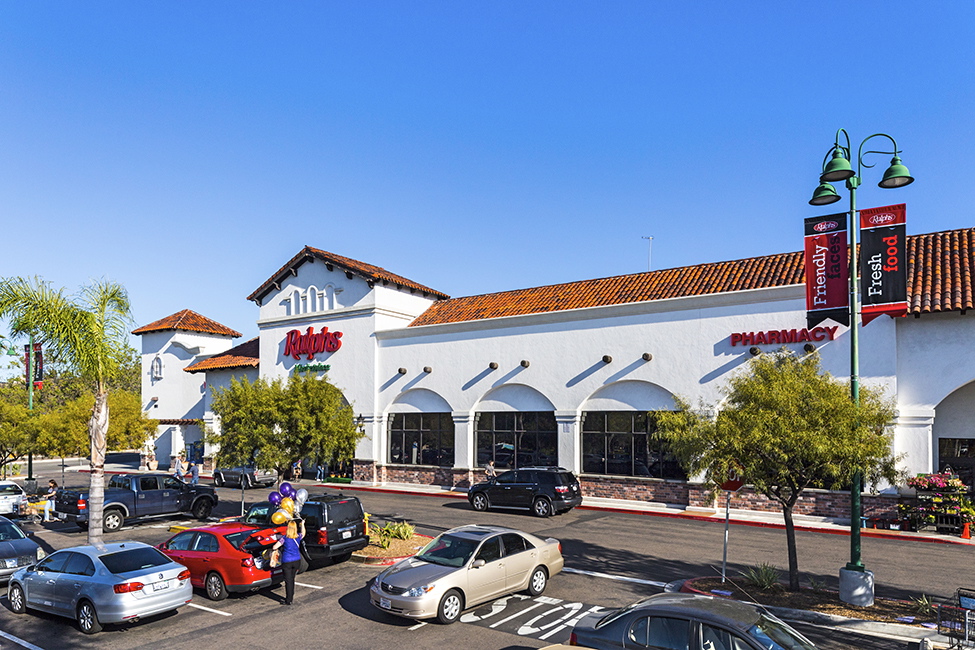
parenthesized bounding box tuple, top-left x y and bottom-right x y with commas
(804, 213, 849, 328)
(859, 203, 908, 326)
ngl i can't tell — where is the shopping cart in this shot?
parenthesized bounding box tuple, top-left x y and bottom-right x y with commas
(21, 499, 47, 525)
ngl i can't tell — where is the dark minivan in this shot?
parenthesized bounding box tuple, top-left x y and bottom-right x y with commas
(242, 494, 369, 564)
(468, 466, 582, 517)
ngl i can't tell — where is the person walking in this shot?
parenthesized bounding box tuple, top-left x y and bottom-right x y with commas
(43, 480, 58, 522)
(485, 459, 497, 480)
(171, 455, 184, 479)
(273, 519, 305, 605)
(188, 461, 199, 485)
(315, 462, 326, 482)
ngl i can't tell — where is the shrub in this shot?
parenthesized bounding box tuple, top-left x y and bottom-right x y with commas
(739, 563, 781, 591)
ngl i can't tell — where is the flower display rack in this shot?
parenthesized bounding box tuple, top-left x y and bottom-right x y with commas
(899, 472, 971, 535)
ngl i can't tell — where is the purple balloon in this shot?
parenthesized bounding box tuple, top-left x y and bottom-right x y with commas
(279, 482, 295, 499)
(268, 491, 282, 505)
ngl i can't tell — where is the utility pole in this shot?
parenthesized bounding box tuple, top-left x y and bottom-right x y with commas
(642, 236, 654, 271)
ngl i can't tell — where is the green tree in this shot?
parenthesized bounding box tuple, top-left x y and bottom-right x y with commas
(210, 372, 362, 477)
(0, 277, 133, 546)
(0, 399, 30, 479)
(656, 348, 899, 591)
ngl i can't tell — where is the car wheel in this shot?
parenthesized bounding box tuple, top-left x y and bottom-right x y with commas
(103, 509, 124, 533)
(214, 473, 224, 487)
(193, 499, 213, 520)
(77, 600, 102, 634)
(470, 493, 489, 512)
(8, 583, 26, 614)
(532, 497, 552, 518)
(527, 566, 548, 596)
(205, 571, 228, 601)
(437, 589, 463, 625)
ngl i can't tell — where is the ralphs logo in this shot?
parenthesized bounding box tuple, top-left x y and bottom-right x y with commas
(867, 212, 896, 225)
(813, 220, 839, 232)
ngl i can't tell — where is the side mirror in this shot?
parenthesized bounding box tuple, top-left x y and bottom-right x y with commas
(471, 559, 485, 569)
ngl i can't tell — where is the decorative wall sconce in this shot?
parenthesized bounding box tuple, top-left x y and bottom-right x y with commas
(423, 366, 432, 373)
(397, 367, 407, 375)
(520, 360, 530, 368)
(602, 355, 612, 364)
(642, 353, 653, 362)
(804, 343, 816, 353)
(749, 347, 762, 356)
(488, 362, 499, 370)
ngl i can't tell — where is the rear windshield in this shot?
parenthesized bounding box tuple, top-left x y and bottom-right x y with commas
(101, 547, 172, 574)
(537, 472, 575, 485)
(328, 499, 363, 524)
(0, 484, 23, 495)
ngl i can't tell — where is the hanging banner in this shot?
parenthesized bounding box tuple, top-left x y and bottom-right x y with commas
(804, 213, 849, 328)
(24, 343, 43, 390)
(859, 203, 908, 326)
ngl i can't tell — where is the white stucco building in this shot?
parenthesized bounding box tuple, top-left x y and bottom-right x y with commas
(134, 228, 975, 519)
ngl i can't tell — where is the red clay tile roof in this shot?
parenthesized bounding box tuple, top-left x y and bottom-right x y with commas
(184, 337, 260, 374)
(247, 246, 449, 304)
(132, 309, 242, 337)
(410, 228, 975, 327)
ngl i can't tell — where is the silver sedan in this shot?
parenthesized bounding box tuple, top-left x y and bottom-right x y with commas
(370, 524, 563, 624)
(7, 541, 192, 634)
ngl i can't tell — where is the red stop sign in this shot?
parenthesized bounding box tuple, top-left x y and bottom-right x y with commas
(719, 473, 744, 492)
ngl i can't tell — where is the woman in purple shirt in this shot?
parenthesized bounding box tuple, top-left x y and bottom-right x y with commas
(274, 519, 305, 605)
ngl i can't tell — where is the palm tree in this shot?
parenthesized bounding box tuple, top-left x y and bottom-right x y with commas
(0, 277, 133, 547)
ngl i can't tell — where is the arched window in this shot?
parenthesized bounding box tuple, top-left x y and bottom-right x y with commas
(151, 356, 163, 380)
(307, 286, 319, 312)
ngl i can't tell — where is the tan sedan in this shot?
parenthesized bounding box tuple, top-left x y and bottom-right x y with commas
(370, 524, 564, 624)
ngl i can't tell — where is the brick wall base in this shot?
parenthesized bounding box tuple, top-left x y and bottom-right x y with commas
(353, 461, 900, 520)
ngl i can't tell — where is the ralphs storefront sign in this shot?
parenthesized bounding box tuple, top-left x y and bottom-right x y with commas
(283, 326, 343, 360)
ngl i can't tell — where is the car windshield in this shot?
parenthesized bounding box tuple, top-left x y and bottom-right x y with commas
(415, 534, 479, 567)
(101, 547, 172, 574)
(748, 613, 818, 650)
(0, 485, 23, 495)
(0, 522, 26, 540)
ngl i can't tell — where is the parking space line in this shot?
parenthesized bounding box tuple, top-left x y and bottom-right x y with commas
(562, 566, 666, 587)
(295, 581, 323, 589)
(408, 622, 427, 630)
(187, 602, 233, 616)
(0, 630, 45, 650)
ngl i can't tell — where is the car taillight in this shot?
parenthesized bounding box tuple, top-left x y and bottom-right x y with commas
(568, 631, 578, 645)
(318, 527, 329, 545)
(241, 557, 254, 567)
(177, 569, 191, 581)
(77, 499, 87, 510)
(114, 581, 145, 594)
(555, 485, 569, 493)
(558, 542, 562, 554)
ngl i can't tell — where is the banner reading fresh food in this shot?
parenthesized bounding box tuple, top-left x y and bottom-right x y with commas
(804, 213, 849, 328)
(859, 203, 908, 326)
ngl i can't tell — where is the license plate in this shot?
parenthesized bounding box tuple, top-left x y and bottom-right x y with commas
(380, 597, 391, 610)
(342, 531, 352, 539)
(153, 580, 170, 591)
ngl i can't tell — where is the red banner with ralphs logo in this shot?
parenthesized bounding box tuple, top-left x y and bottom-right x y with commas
(804, 213, 849, 328)
(859, 203, 907, 326)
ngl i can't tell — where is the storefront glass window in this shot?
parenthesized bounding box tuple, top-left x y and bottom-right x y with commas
(475, 412, 557, 469)
(580, 411, 686, 480)
(387, 413, 455, 467)
(939, 438, 975, 494)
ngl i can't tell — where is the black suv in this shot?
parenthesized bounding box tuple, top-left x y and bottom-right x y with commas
(468, 466, 583, 517)
(242, 494, 369, 564)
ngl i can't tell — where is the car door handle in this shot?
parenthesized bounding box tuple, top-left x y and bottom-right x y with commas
(72, 583, 82, 588)
(46, 579, 56, 585)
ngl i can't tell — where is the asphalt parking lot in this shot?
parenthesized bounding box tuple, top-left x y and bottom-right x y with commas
(0, 464, 953, 649)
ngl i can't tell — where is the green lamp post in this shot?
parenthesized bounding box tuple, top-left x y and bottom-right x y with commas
(808, 128, 914, 606)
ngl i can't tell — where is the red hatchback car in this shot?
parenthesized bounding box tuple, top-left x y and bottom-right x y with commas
(158, 523, 282, 600)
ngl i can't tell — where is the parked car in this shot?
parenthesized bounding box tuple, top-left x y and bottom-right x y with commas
(6, 541, 192, 634)
(158, 523, 282, 600)
(212, 465, 278, 489)
(370, 524, 563, 624)
(0, 516, 45, 583)
(468, 466, 583, 517)
(568, 593, 818, 649)
(54, 473, 218, 532)
(241, 493, 369, 565)
(0, 481, 28, 517)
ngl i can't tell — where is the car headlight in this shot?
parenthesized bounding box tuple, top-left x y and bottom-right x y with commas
(406, 584, 435, 597)
(36, 548, 46, 561)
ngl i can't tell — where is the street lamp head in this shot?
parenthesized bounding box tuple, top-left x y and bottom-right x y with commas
(820, 149, 855, 183)
(809, 182, 842, 206)
(878, 156, 914, 188)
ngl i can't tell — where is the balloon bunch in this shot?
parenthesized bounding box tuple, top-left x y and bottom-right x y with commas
(268, 482, 309, 525)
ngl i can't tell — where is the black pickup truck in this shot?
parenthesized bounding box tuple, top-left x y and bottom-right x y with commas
(54, 473, 218, 532)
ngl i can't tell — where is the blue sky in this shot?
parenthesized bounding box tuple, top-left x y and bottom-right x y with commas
(1, 2, 973, 344)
